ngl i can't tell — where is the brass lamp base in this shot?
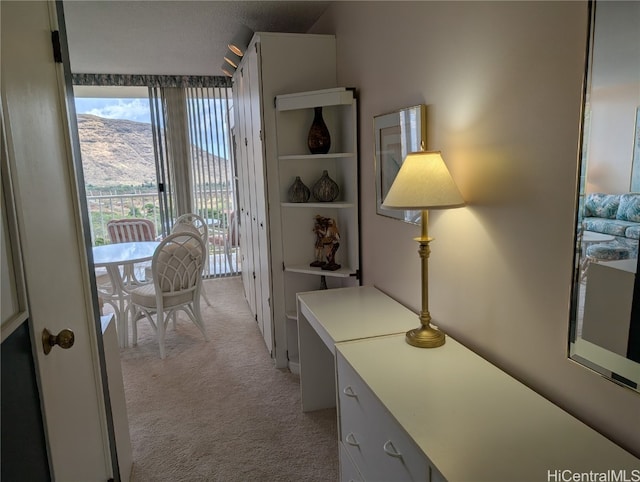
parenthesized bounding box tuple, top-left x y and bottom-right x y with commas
(405, 324, 445, 348)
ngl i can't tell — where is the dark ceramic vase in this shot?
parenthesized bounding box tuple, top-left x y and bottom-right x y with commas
(307, 106, 331, 155)
(287, 176, 310, 203)
(312, 170, 339, 202)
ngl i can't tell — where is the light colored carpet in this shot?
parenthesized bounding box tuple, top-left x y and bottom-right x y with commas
(118, 276, 338, 481)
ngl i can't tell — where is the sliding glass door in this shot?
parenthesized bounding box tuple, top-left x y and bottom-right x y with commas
(74, 75, 239, 277)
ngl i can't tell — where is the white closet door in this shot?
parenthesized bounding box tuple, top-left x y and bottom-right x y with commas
(245, 43, 273, 354)
(233, 63, 256, 317)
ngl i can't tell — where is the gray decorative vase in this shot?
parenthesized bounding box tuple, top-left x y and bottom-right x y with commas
(312, 170, 339, 202)
(307, 106, 331, 155)
(287, 176, 310, 203)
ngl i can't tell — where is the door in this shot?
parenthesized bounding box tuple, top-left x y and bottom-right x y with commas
(244, 42, 274, 354)
(1, 1, 117, 480)
(233, 64, 258, 318)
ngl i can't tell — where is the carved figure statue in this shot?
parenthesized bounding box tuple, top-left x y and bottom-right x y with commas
(321, 218, 341, 271)
(310, 215, 328, 267)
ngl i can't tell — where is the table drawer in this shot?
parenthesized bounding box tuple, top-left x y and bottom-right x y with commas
(337, 352, 429, 481)
(340, 441, 364, 482)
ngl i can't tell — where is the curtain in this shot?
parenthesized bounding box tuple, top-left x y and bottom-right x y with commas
(163, 88, 192, 216)
(72, 73, 231, 89)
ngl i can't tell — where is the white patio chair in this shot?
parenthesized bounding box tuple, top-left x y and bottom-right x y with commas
(172, 213, 212, 306)
(209, 210, 239, 274)
(107, 218, 156, 243)
(129, 231, 208, 358)
(107, 218, 157, 284)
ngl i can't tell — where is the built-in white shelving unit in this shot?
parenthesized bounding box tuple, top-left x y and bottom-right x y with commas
(275, 87, 361, 370)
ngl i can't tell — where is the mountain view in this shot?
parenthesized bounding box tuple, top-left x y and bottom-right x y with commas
(77, 114, 157, 188)
(76, 114, 231, 189)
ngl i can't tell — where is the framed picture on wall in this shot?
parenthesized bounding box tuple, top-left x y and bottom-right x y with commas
(374, 104, 426, 223)
(632, 107, 640, 192)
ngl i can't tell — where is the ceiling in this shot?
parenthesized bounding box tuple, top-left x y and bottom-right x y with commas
(62, 1, 332, 77)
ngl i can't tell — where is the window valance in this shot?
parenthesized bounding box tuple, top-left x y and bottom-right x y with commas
(72, 73, 231, 88)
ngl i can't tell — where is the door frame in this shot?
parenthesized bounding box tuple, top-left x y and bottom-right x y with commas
(1, 1, 120, 479)
(55, 1, 121, 477)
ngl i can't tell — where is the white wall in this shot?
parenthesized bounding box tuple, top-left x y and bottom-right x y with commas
(312, 1, 640, 456)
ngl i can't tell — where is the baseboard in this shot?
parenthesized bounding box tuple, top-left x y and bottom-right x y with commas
(288, 361, 300, 375)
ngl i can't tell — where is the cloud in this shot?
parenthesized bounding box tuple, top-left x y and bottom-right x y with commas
(76, 98, 151, 124)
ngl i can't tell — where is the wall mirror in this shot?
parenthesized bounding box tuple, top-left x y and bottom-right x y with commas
(374, 104, 426, 224)
(569, 1, 640, 392)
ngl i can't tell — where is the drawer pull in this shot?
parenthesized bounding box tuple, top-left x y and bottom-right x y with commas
(345, 432, 360, 447)
(343, 386, 358, 398)
(383, 440, 403, 459)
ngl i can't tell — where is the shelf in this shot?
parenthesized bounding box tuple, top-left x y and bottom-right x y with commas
(276, 87, 354, 111)
(279, 153, 354, 161)
(286, 311, 297, 321)
(281, 202, 354, 209)
(285, 264, 356, 278)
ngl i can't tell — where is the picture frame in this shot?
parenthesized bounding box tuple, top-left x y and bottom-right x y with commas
(374, 104, 427, 223)
(631, 107, 640, 192)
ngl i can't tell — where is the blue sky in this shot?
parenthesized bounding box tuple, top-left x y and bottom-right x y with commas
(75, 98, 151, 124)
(74, 96, 230, 158)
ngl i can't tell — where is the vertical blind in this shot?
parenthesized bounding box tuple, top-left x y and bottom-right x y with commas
(148, 84, 239, 277)
(148, 85, 175, 238)
(185, 85, 238, 277)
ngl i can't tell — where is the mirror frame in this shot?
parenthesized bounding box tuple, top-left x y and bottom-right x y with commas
(569, 0, 640, 393)
(374, 104, 426, 224)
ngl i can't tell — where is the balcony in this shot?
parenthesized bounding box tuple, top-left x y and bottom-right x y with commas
(86, 190, 240, 276)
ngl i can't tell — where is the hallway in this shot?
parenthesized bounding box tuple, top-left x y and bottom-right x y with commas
(118, 276, 337, 481)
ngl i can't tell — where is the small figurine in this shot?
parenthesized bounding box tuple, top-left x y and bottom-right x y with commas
(321, 217, 341, 271)
(310, 215, 328, 267)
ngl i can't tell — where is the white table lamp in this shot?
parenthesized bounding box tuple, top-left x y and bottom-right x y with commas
(382, 150, 464, 347)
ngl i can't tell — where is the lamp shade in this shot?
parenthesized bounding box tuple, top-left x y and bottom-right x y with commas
(228, 25, 254, 57)
(382, 151, 464, 210)
(224, 50, 242, 68)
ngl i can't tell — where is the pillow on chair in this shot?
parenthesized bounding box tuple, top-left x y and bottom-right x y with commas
(584, 193, 620, 219)
(617, 194, 640, 222)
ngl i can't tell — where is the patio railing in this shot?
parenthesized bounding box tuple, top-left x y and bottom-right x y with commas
(86, 190, 240, 276)
(86, 191, 161, 245)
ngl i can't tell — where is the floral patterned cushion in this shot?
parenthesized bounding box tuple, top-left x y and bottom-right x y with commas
(583, 218, 631, 237)
(617, 236, 639, 257)
(586, 243, 631, 261)
(582, 194, 640, 258)
(584, 193, 620, 219)
(616, 193, 640, 222)
(625, 225, 640, 240)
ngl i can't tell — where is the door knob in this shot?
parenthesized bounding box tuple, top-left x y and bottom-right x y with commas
(42, 328, 75, 355)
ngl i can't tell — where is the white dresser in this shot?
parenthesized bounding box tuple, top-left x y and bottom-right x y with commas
(297, 286, 418, 411)
(297, 286, 640, 481)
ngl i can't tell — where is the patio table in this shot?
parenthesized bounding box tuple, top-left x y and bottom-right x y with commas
(93, 241, 160, 348)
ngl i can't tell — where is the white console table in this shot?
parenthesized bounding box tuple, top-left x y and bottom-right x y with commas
(297, 286, 418, 411)
(297, 286, 640, 481)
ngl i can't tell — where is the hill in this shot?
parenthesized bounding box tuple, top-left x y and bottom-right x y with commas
(76, 114, 230, 189)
